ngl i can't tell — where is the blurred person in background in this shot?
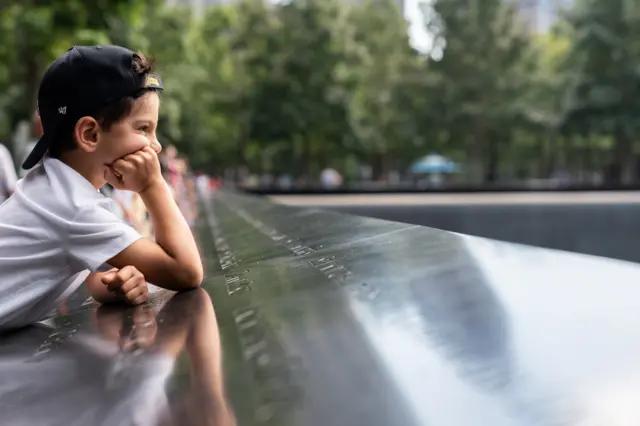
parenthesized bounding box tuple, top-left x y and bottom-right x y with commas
(18, 112, 45, 179)
(277, 173, 293, 190)
(164, 145, 182, 197)
(320, 167, 343, 190)
(110, 187, 154, 239)
(0, 142, 17, 204)
(195, 170, 208, 192)
(158, 148, 174, 197)
(158, 145, 198, 225)
(175, 158, 197, 226)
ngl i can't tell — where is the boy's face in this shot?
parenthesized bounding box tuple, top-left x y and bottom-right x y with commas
(98, 91, 160, 166)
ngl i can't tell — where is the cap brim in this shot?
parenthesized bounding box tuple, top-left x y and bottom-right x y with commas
(21, 134, 51, 170)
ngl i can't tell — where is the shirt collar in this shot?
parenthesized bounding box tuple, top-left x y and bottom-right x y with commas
(42, 156, 104, 201)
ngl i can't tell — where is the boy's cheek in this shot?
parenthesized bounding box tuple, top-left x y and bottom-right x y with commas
(110, 137, 152, 162)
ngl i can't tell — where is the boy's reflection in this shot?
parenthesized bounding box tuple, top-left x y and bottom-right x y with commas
(94, 302, 158, 352)
(0, 288, 236, 426)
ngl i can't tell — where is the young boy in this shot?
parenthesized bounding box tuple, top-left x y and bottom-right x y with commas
(0, 45, 203, 330)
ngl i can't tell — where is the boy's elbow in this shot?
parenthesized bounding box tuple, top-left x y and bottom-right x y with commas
(149, 259, 204, 290)
(177, 261, 204, 289)
(185, 268, 204, 289)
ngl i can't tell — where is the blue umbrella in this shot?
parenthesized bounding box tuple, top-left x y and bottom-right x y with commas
(410, 154, 459, 174)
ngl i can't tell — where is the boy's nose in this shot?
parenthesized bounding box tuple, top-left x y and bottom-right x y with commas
(150, 140, 162, 154)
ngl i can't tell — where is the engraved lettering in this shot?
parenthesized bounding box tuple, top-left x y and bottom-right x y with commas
(225, 274, 252, 295)
(228, 301, 304, 418)
(238, 318, 259, 331)
(234, 308, 257, 324)
(242, 338, 269, 360)
(317, 262, 338, 272)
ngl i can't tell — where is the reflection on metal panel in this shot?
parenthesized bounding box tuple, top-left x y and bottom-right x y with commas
(0, 288, 234, 426)
(2, 190, 640, 425)
(209, 190, 640, 425)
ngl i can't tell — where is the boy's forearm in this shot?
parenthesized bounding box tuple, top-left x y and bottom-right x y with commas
(140, 180, 203, 284)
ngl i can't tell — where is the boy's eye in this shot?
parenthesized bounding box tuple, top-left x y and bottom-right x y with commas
(138, 126, 149, 134)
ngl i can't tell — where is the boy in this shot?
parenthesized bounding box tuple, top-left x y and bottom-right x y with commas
(0, 45, 203, 330)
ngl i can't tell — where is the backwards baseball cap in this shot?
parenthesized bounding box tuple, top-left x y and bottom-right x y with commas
(22, 45, 163, 170)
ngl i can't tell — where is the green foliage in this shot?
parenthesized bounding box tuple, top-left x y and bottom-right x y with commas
(426, 0, 536, 181)
(349, 0, 423, 175)
(560, 0, 640, 182)
(0, 0, 634, 184)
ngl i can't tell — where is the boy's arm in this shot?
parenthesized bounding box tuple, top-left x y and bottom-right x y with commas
(107, 179, 203, 290)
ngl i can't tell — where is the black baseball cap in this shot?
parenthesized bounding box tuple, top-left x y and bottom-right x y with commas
(22, 45, 163, 170)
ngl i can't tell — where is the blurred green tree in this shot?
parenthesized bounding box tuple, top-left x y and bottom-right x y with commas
(560, 0, 640, 183)
(348, 0, 428, 180)
(0, 0, 634, 186)
(426, 0, 534, 182)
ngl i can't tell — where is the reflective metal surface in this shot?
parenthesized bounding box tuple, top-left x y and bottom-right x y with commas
(272, 192, 640, 264)
(4, 190, 640, 425)
(206, 191, 640, 426)
(0, 288, 235, 426)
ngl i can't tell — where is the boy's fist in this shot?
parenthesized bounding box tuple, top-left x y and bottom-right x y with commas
(101, 266, 149, 305)
(105, 145, 163, 193)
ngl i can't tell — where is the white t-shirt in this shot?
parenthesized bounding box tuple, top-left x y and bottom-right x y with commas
(0, 157, 142, 330)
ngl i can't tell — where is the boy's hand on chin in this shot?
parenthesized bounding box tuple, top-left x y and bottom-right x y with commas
(104, 146, 163, 193)
(104, 166, 127, 190)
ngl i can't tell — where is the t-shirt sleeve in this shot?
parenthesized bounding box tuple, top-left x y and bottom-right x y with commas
(66, 199, 142, 273)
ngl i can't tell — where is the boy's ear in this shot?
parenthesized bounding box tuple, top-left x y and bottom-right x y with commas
(74, 116, 101, 153)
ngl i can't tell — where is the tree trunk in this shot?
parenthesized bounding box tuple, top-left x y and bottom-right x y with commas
(300, 136, 312, 182)
(610, 128, 634, 185)
(234, 110, 253, 183)
(485, 134, 499, 183)
(371, 153, 388, 181)
(467, 119, 485, 183)
(538, 131, 554, 179)
(236, 141, 247, 167)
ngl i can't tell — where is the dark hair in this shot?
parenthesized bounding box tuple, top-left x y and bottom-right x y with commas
(49, 52, 158, 158)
